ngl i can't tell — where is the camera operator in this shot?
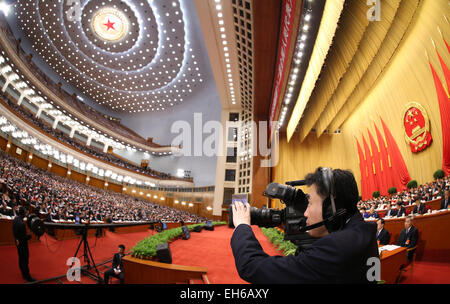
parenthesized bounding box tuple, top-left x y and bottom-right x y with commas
(12, 206, 36, 282)
(230, 167, 379, 283)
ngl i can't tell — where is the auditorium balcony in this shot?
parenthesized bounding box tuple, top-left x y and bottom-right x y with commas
(0, 16, 178, 158)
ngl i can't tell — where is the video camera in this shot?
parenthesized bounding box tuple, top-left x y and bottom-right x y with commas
(228, 180, 319, 252)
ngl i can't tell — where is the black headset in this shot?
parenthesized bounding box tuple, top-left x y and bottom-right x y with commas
(321, 167, 347, 233)
(300, 168, 347, 233)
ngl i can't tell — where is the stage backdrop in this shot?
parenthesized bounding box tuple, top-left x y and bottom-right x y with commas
(272, 0, 449, 206)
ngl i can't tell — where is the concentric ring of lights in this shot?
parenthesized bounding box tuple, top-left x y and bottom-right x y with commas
(14, 0, 204, 113)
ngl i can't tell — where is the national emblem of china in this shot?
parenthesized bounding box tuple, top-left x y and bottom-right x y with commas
(402, 102, 432, 153)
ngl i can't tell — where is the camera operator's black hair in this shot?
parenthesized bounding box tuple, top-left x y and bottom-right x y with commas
(305, 167, 359, 217)
(118, 244, 125, 250)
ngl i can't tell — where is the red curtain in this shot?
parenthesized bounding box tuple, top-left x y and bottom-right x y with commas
(380, 117, 411, 191)
(374, 122, 393, 193)
(429, 61, 450, 175)
(362, 135, 377, 196)
(356, 138, 369, 200)
(368, 128, 387, 195)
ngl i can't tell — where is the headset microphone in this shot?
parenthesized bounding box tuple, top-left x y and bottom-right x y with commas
(299, 209, 347, 233)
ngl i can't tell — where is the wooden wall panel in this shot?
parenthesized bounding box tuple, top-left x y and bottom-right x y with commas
(30, 154, 48, 170)
(0, 136, 7, 150)
(50, 163, 67, 178)
(70, 170, 86, 184)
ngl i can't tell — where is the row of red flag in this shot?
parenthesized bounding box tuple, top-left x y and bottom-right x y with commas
(356, 35, 449, 200)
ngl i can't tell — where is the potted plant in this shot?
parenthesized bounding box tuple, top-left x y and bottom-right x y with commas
(388, 187, 397, 196)
(433, 169, 445, 180)
(407, 180, 418, 189)
(372, 191, 380, 198)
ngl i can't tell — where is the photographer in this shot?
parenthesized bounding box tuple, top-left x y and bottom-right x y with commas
(230, 167, 379, 283)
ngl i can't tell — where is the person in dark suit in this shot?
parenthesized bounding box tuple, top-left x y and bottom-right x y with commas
(440, 190, 449, 210)
(12, 206, 35, 282)
(376, 218, 390, 245)
(104, 244, 125, 284)
(231, 167, 379, 283)
(384, 203, 397, 218)
(396, 216, 419, 261)
(396, 201, 406, 217)
(412, 197, 426, 215)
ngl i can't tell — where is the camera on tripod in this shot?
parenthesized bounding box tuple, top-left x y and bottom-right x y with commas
(228, 180, 319, 251)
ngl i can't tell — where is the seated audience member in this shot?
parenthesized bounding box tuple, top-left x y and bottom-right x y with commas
(396, 216, 419, 261)
(376, 218, 390, 246)
(441, 190, 449, 210)
(396, 201, 406, 218)
(368, 205, 379, 219)
(361, 208, 370, 219)
(412, 197, 426, 215)
(104, 244, 125, 284)
(384, 203, 396, 218)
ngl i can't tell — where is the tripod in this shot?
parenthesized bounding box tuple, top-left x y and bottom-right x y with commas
(71, 227, 102, 283)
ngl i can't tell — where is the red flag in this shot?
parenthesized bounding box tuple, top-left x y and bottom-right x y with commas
(374, 122, 393, 194)
(429, 61, 450, 175)
(362, 135, 377, 197)
(380, 117, 411, 190)
(444, 38, 450, 54)
(356, 138, 369, 200)
(368, 128, 387, 196)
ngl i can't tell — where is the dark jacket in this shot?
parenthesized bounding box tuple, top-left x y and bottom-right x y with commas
(230, 212, 379, 284)
(112, 253, 124, 271)
(376, 228, 390, 245)
(396, 225, 419, 260)
(412, 203, 426, 215)
(396, 206, 406, 217)
(384, 208, 396, 217)
(12, 216, 30, 244)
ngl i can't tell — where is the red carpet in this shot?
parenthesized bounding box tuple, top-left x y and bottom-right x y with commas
(170, 225, 281, 284)
(0, 225, 280, 284)
(1, 225, 449, 284)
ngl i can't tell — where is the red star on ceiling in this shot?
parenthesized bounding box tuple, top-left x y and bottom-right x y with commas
(104, 19, 116, 31)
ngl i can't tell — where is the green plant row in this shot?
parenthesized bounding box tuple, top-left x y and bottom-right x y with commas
(131, 221, 227, 259)
(260, 227, 297, 256)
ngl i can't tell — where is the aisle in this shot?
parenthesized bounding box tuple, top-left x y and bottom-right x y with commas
(170, 225, 282, 284)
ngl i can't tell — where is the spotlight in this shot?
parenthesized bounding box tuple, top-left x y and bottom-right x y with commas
(0, 1, 11, 16)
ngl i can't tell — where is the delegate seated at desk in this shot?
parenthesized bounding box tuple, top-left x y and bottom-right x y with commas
(376, 219, 390, 246)
(396, 216, 418, 261)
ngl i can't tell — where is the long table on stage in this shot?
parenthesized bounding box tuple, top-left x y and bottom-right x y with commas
(367, 209, 450, 262)
(380, 247, 407, 284)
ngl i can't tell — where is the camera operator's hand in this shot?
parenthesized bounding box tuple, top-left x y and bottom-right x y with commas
(232, 201, 251, 228)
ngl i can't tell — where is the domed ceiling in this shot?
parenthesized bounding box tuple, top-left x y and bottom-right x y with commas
(14, 0, 204, 113)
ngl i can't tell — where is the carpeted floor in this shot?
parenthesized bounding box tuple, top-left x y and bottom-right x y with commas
(0, 225, 280, 284)
(170, 225, 281, 284)
(1, 225, 449, 284)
